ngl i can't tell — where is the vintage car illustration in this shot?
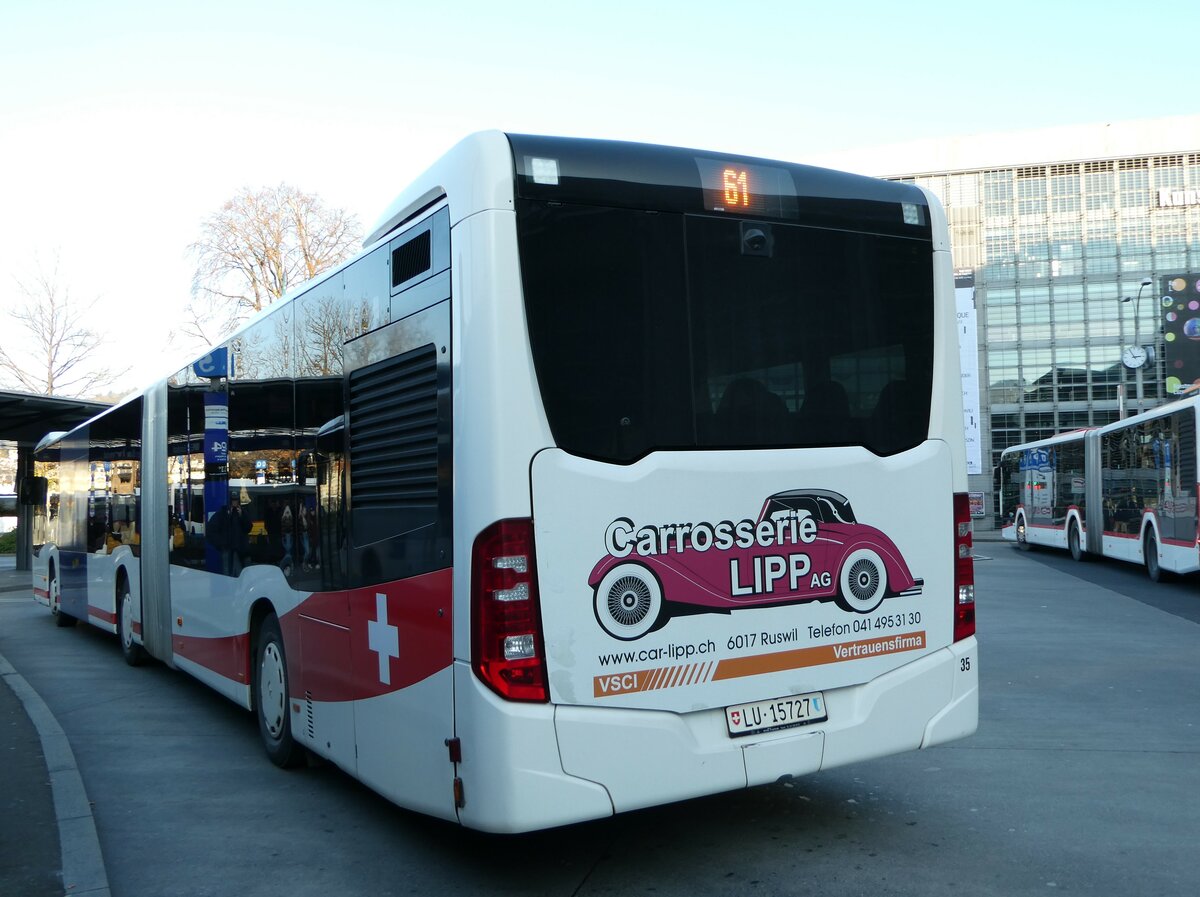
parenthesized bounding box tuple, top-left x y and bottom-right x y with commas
(589, 489, 923, 640)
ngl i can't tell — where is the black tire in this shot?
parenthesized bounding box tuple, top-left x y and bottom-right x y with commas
(1068, 522, 1085, 562)
(1015, 515, 1031, 551)
(118, 578, 146, 666)
(253, 613, 302, 768)
(50, 569, 76, 628)
(1145, 532, 1163, 583)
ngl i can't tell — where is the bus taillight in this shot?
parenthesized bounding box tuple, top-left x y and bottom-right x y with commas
(471, 519, 549, 702)
(953, 493, 976, 642)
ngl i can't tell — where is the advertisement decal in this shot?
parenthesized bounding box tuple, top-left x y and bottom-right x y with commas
(589, 489, 922, 640)
(533, 445, 952, 714)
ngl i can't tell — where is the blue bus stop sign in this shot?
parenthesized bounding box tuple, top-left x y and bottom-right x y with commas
(193, 347, 229, 380)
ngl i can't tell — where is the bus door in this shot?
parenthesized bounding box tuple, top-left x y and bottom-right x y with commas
(341, 301, 455, 818)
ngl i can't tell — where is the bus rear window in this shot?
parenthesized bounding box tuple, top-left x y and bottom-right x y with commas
(516, 202, 934, 463)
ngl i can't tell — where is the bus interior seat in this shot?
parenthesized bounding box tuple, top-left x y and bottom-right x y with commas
(797, 379, 853, 443)
(714, 378, 791, 445)
(867, 379, 921, 454)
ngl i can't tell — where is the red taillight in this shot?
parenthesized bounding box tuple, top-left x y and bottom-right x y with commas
(953, 493, 976, 642)
(471, 519, 549, 702)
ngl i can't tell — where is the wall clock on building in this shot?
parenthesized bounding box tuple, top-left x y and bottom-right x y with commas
(1121, 345, 1152, 369)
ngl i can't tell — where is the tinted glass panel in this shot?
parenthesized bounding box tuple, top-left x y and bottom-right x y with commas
(517, 202, 933, 462)
(32, 447, 60, 552)
(87, 398, 143, 557)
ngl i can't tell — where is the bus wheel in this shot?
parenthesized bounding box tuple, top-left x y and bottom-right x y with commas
(50, 569, 75, 628)
(1068, 522, 1085, 562)
(254, 613, 302, 768)
(1145, 532, 1163, 583)
(1015, 516, 1031, 551)
(594, 563, 664, 641)
(836, 548, 889, 614)
(118, 578, 145, 666)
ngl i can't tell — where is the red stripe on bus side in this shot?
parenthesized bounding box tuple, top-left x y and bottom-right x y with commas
(174, 633, 252, 683)
(171, 568, 454, 701)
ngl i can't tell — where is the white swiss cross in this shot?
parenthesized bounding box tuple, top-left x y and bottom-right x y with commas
(367, 593, 400, 685)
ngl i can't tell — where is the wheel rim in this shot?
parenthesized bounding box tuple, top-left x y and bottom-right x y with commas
(839, 549, 887, 612)
(50, 576, 60, 614)
(847, 559, 881, 602)
(607, 575, 653, 627)
(595, 565, 662, 639)
(1147, 538, 1159, 578)
(120, 592, 134, 650)
(259, 642, 287, 740)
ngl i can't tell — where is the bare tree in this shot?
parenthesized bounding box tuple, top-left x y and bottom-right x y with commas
(297, 295, 375, 377)
(0, 258, 128, 397)
(186, 184, 362, 344)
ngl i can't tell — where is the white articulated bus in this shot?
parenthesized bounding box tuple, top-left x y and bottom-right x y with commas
(1000, 394, 1200, 580)
(28, 132, 978, 833)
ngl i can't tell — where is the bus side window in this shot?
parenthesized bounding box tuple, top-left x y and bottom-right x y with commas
(315, 417, 347, 591)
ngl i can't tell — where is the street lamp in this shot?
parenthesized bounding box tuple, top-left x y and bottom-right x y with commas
(1119, 276, 1156, 415)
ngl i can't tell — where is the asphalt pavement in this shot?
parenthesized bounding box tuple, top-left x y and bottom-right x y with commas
(0, 554, 110, 897)
(14, 525, 1185, 897)
(0, 529, 1052, 897)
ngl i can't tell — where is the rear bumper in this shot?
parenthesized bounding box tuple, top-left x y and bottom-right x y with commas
(557, 637, 978, 812)
(453, 638, 978, 831)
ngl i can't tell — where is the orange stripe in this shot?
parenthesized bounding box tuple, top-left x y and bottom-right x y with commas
(713, 630, 926, 681)
(591, 633, 928, 699)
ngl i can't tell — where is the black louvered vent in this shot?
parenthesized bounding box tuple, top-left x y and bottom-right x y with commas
(392, 230, 431, 288)
(349, 345, 439, 526)
(1179, 410, 1197, 493)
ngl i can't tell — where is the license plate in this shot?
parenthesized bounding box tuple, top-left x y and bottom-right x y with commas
(725, 691, 827, 737)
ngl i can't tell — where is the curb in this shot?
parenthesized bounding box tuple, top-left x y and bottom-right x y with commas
(0, 653, 111, 897)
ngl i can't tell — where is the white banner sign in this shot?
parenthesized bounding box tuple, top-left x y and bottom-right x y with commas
(955, 274, 983, 475)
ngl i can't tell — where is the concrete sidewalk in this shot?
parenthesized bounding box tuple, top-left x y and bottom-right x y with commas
(0, 556, 111, 897)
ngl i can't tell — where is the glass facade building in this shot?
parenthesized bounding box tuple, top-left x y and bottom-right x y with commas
(862, 119, 1200, 528)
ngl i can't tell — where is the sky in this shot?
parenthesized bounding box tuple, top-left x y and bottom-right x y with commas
(2, 0, 1198, 396)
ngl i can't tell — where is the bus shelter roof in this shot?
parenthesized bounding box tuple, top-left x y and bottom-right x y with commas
(0, 389, 111, 447)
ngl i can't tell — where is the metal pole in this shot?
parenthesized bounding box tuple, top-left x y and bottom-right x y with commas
(1136, 278, 1152, 413)
(15, 444, 33, 571)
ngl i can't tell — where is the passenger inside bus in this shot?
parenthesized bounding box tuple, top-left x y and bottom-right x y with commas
(797, 379, 851, 441)
(713, 377, 790, 444)
(867, 379, 923, 455)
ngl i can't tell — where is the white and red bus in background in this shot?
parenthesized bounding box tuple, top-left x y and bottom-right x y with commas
(1000, 394, 1200, 580)
(998, 429, 1092, 559)
(28, 132, 977, 833)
